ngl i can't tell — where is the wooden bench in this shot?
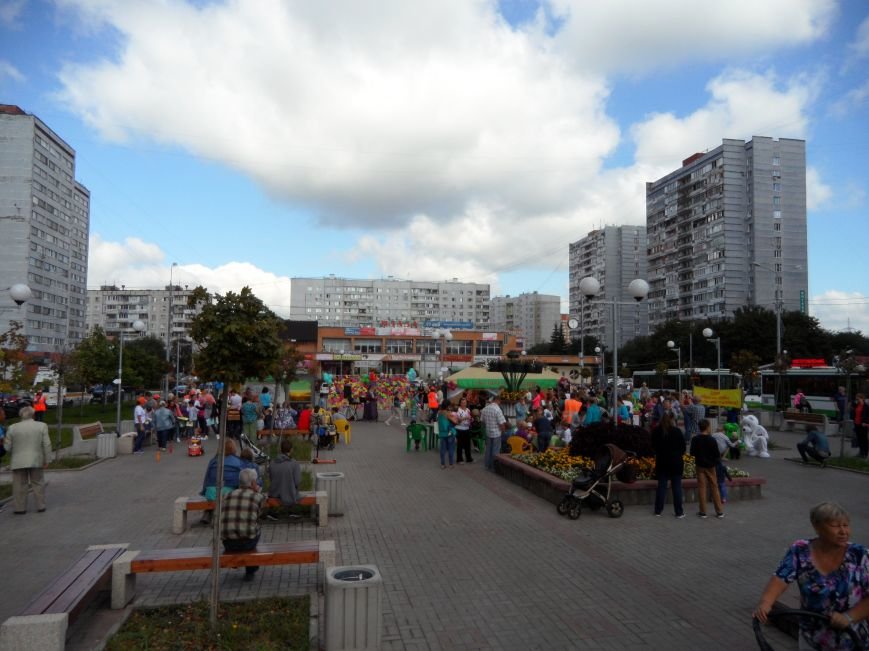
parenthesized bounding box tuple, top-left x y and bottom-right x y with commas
(111, 540, 336, 609)
(0, 545, 127, 650)
(172, 490, 328, 533)
(782, 410, 828, 432)
(70, 421, 105, 455)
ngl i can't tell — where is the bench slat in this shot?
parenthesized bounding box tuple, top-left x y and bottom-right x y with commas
(131, 542, 320, 573)
(185, 495, 317, 512)
(21, 547, 125, 626)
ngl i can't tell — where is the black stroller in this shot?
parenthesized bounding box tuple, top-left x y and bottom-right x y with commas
(557, 444, 636, 520)
(239, 430, 269, 465)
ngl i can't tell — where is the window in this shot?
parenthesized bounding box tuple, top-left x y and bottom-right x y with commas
(773, 196, 781, 206)
(415, 339, 439, 354)
(774, 222, 781, 231)
(773, 183, 781, 191)
(354, 340, 382, 354)
(476, 340, 502, 356)
(773, 210, 782, 219)
(772, 155, 780, 166)
(446, 340, 472, 355)
(386, 339, 413, 354)
(323, 338, 352, 352)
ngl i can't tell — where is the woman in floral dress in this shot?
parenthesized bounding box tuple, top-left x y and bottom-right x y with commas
(754, 502, 869, 650)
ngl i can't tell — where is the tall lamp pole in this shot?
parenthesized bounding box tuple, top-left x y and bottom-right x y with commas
(667, 340, 682, 394)
(116, 319, 145, 434)
(165, 262, 178, 395)
(702, 328, 722, 389)
(579, 277, 649, 404)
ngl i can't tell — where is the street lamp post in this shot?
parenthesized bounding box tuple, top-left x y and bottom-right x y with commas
(116, 319, 145, 434)
(702, 328, 722, 389)
(165, 262, 178, 395)
(339, 349, 344, 377)
(594, 346, 604, 387)
(580, 276, 649, 403)
(667, 340, 682, 394)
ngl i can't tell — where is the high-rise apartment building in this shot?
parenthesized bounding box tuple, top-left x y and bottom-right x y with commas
(568, 225, 648, 349)
(86, 285, 202, 342)
(490, 292, 561, 347)
(645, 137, 808, 327)
(0, 105, 90, 352)
(290, 277, 490, 329)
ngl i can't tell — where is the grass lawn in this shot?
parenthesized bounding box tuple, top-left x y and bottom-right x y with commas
(47, 455, 96, 470)
(0, 484, 11, 501)
(106, 596, 309, 650)
(825, 456, 869, 472)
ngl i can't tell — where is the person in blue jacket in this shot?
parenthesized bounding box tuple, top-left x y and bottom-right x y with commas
(199, 438, 243, 525)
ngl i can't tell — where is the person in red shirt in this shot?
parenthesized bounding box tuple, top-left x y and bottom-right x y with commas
(852, 393, 868, 458)
(32, 391, 47, 422)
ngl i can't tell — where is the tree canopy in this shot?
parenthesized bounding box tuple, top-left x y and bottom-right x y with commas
(187, 286, 283, 384)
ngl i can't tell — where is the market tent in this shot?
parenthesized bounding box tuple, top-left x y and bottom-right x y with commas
(445, 366, 561, 390)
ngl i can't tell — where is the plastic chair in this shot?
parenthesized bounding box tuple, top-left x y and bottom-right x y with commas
(334, 419, 352, 445)
(406, 423, 428, 451)
(506, 435, 532, 454)
(469, 424, 485, 454)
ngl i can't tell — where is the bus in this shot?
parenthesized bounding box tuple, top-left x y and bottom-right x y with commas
(631, 369, 741, 393)
(750, 367, 869, 418)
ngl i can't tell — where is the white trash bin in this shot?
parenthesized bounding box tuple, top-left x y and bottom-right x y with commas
(316, 472, 345, 516)
(325, 565, 382, 651)
(117, 433, 135, 455)
(96, 432, 117, 458)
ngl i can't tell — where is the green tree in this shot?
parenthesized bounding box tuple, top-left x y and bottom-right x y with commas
(549, 323, 567, 354)
(0, 321, 29, 392)
(123, 336, 167, 389)
(70, 327, 116, 402)
(187, 286, 283, 628)
(654, 361, 669, 390)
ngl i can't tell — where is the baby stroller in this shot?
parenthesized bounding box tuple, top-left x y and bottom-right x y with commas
(239, 430, 269, 465)
(557, 444, 636, 520)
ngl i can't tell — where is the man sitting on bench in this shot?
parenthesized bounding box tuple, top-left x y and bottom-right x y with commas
(267, 438, 302, 519)
(222, 468, 266, 581)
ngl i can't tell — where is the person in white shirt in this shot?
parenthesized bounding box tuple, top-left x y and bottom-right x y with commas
(133, 403, 148, 454)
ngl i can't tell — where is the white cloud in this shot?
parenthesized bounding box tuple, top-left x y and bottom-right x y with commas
(631, 70, 817, 167)
(811, 290, 869, 334)
(0, 59, 23, 83)
(829, 78, 869, 117)
(806, 166, 832, 210)
(849, 16, 869, 59)
(59, 3, 825, 293)
(87, 234, 296, 317)
(547, 0, 835, 73)
(0, 0, 26, 28)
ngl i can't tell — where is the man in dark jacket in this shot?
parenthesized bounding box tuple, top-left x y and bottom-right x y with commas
(689, 419, 724, 519)
(268, 438, 301, 508)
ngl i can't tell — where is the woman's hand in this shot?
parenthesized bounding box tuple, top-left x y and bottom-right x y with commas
(753, 602, 773, 623)
(829, 611, 853, 629)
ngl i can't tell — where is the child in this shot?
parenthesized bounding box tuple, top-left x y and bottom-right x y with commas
(689, 419, 724, 519)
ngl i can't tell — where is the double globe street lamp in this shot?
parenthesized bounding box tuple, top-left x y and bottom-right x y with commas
(579, 276, 649, 398)
(702, 327, 722, 389)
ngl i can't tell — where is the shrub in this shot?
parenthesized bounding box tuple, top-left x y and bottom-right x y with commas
(567, 422, 654, 458)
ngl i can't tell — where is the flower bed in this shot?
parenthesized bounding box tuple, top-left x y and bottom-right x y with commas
(511, 448, 751, 482)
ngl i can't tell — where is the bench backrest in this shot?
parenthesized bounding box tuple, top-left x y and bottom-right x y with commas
(78, 422, 104, 439)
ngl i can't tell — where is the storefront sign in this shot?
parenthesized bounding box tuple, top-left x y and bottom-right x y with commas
(424, 320, 474, 330)
(375, 327, 421, 336)
(481, 332, 498, 341)
(791, 358, 827, 368)
(443, 354, 473, 362)
(383, 354, 420, 361)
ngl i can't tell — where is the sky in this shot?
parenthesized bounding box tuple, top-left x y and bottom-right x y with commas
(1, 0, 868, 334)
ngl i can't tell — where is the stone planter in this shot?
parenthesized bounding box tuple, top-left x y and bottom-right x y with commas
(494, 454, 766, 506)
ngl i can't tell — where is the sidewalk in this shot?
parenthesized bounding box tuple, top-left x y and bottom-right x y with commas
(1, 423, 867, 649)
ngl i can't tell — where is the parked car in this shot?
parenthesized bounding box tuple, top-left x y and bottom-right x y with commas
(90, 385, 115, 401)
(2, 394, 34, 418)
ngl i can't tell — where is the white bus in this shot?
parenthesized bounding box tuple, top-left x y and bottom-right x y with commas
(748, 367, 869, 418)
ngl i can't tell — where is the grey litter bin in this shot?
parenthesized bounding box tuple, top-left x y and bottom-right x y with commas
(316, 472, 345, 516)
(96, 432, 117, 458)
(325, 565, 382, 651)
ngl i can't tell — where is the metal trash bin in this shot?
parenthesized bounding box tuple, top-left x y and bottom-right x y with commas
(96, 432, 117, 458)
(325, 565, 382, 651)
(316, 472, 345, 516)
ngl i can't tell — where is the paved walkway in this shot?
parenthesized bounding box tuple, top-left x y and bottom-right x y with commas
(1, 423, 867, 649)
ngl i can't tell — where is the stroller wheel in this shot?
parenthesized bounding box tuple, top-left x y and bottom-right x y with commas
(568, 502, 582, 520)
(557, 496, 571, 516)
(606, 499, 624, 519)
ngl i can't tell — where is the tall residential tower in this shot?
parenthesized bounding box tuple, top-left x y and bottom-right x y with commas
(645, 137, 808, 328)
(0, 105, 90, 352)
(568, 225, 648, 349)
(489, 292, 561, 347)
